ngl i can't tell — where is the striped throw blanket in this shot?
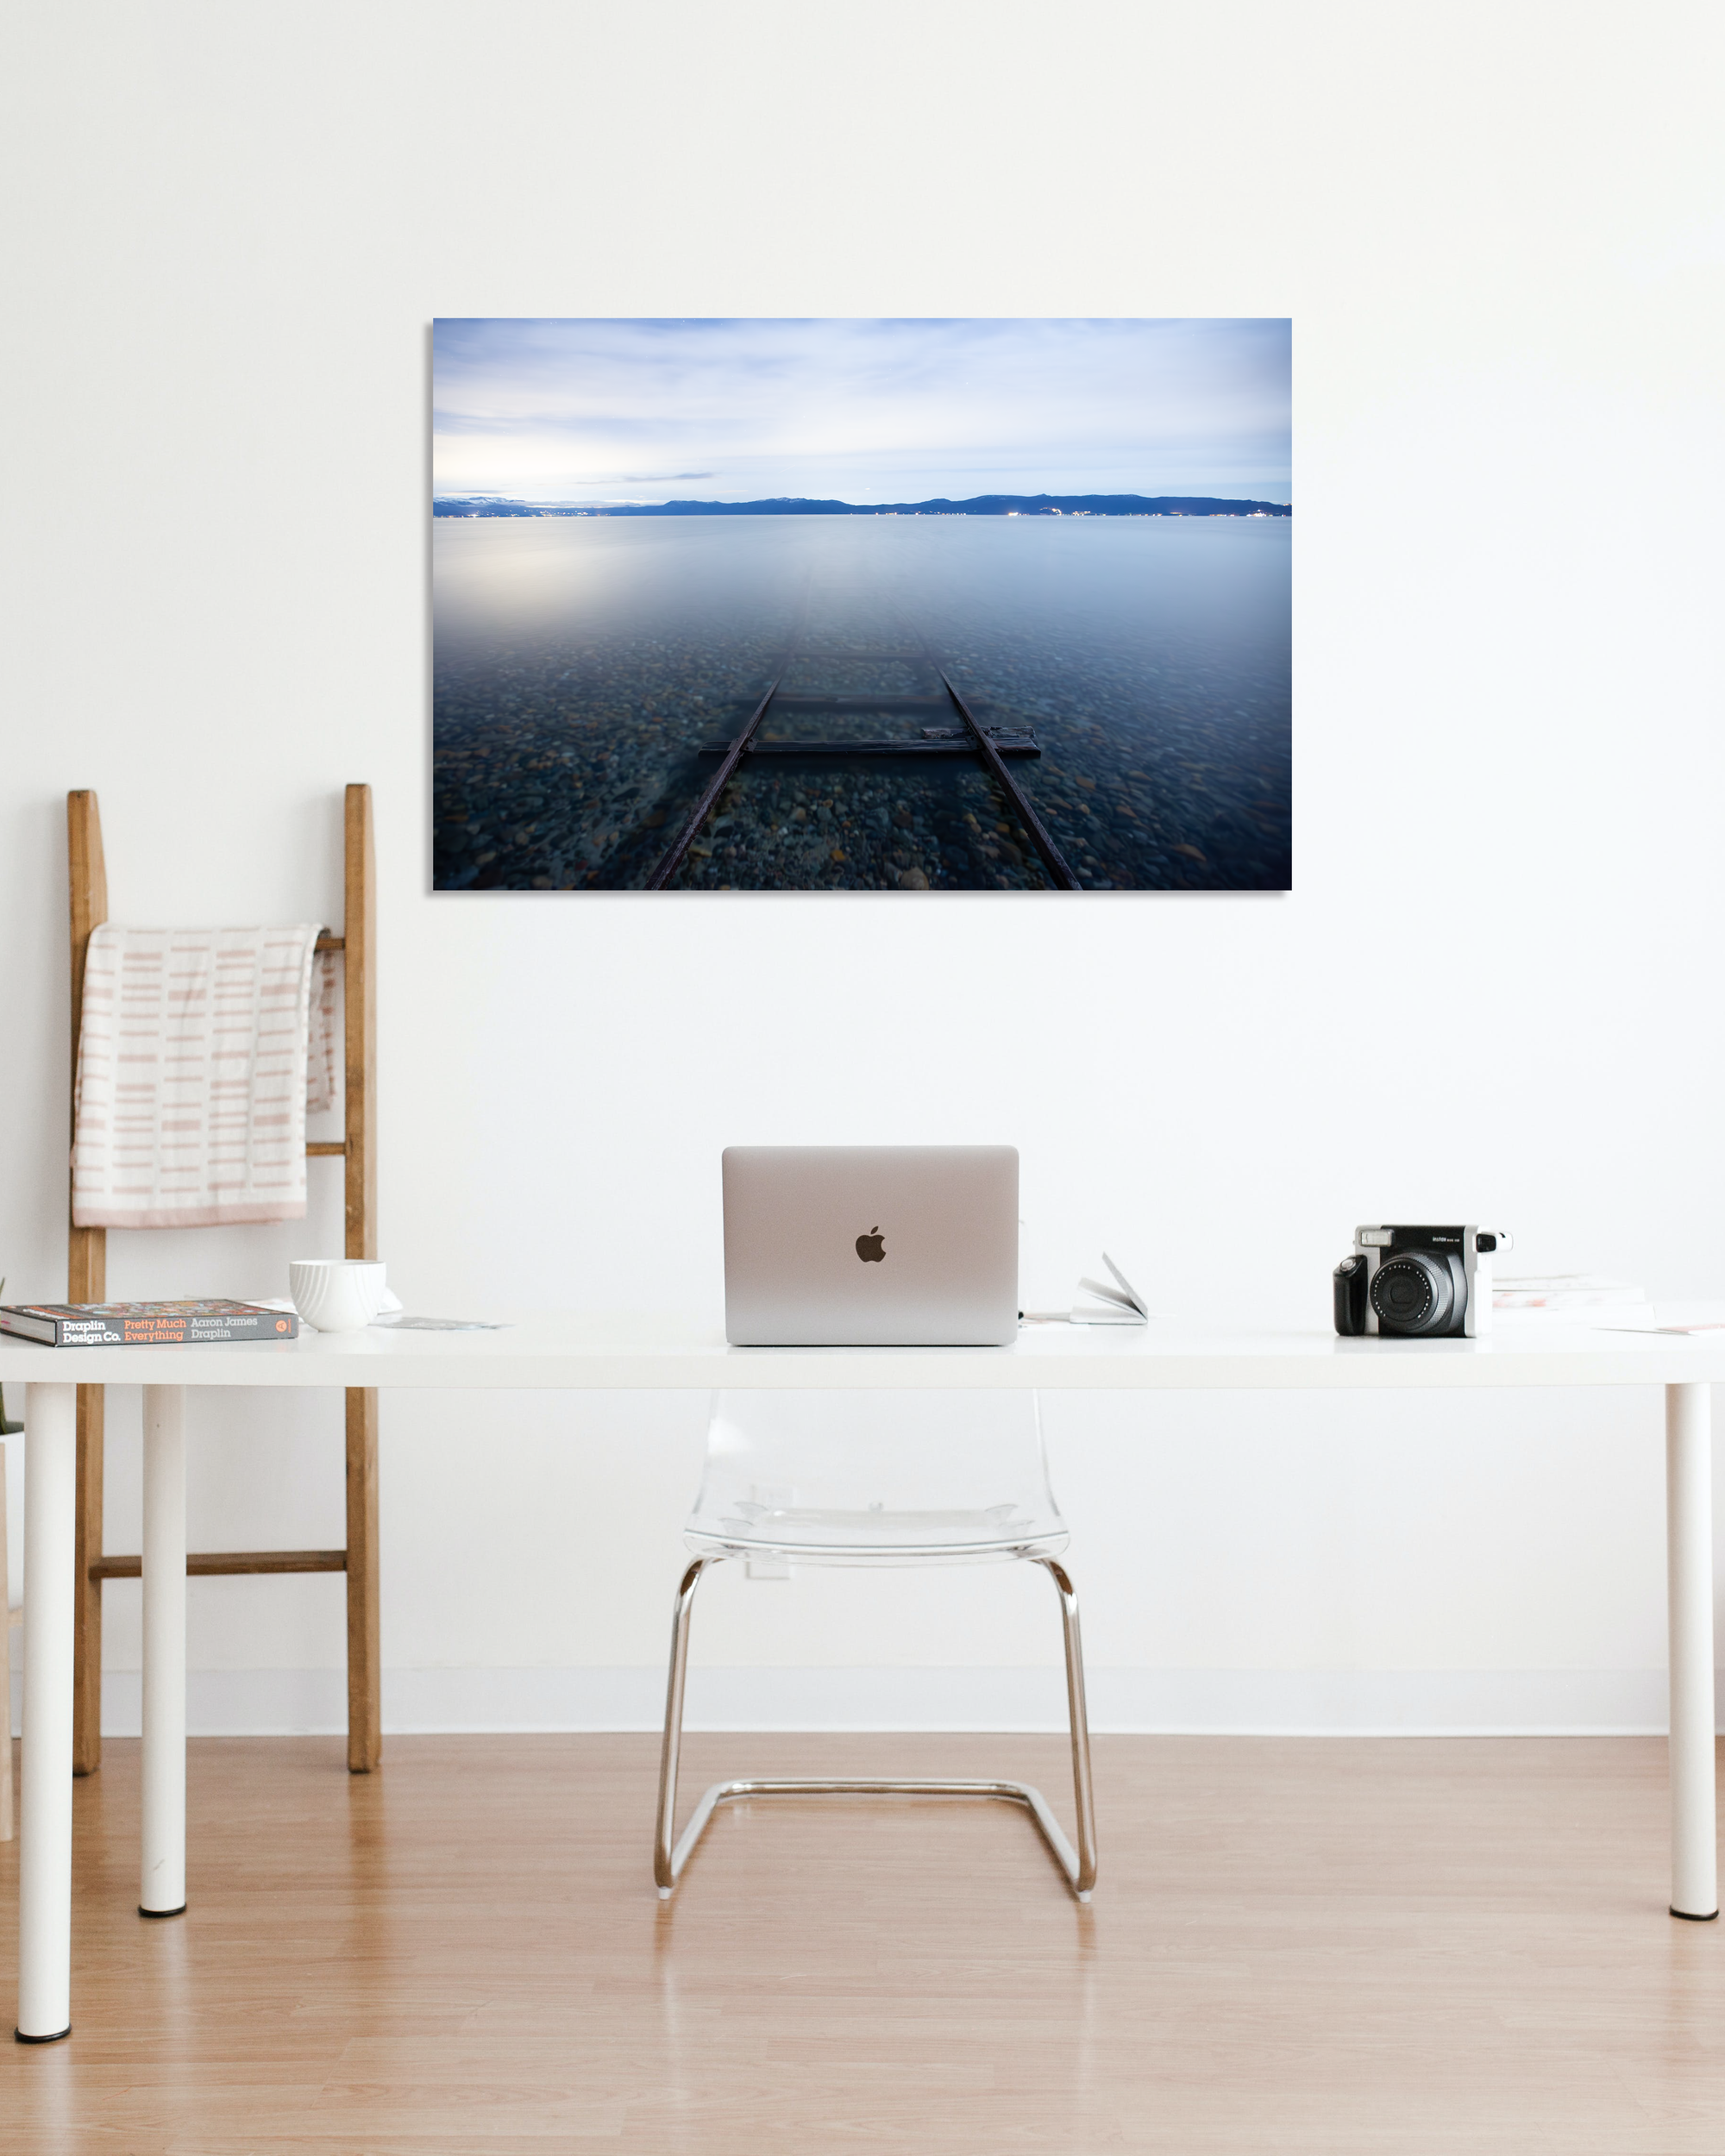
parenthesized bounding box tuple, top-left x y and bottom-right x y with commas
(72, 924, 327, 1229)
(306, 945, 338, 1115)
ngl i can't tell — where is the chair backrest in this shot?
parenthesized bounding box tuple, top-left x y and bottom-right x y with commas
(689, 1389, 1063, 1551)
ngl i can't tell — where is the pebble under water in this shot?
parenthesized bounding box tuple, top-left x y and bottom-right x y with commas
(432, 515, 1290, 893)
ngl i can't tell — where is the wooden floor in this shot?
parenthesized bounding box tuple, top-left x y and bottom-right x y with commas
(3, 1733, 1724, 2152)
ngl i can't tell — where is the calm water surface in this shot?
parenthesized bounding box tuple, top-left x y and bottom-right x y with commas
(433, 516, 1290, 892)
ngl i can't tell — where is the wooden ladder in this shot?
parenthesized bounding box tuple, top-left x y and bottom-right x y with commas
(66, 783, 381, 1775)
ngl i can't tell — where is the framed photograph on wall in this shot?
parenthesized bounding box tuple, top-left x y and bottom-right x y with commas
(432, 318, 1290, 893)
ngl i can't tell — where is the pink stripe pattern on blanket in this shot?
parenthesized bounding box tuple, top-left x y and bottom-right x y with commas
(72, 924, 324, 1228)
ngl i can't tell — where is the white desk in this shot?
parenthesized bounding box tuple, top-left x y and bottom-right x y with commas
(7, 1316, 1721, 2041)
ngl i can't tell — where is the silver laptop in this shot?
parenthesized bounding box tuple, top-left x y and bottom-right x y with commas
(723, 1145, 1019, 1346)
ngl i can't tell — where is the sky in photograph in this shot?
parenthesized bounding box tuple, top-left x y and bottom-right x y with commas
(432, 319, 1291, 505)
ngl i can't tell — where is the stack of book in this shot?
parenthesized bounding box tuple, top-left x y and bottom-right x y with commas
(0, 1300, 298, 1345)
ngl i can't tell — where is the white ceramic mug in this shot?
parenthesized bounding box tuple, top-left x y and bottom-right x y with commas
(289, 1258, 388, 1334)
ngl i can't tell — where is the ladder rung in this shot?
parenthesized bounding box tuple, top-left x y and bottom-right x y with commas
(306, 1141, 347, 1156)
(313, 933, 345, 953)
(91, 1550, 347, 1580)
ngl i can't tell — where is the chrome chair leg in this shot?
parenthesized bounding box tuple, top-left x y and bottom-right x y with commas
(1039, 1556, 1098, 1898)
(653, 1551, 1099, 1904)
(654, 1556, 712, 1896)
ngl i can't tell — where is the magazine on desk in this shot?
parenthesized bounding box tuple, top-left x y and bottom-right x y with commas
(0, 1300, 298, 1346)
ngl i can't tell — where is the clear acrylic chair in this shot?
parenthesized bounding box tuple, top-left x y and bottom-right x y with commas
(654, 1389, 1097, 1901)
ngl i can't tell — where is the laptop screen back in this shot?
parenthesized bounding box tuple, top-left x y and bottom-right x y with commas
(723, 1145, 1019, 1346)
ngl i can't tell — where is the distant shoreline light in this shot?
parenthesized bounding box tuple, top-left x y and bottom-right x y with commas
(430, 491, 1292, 521)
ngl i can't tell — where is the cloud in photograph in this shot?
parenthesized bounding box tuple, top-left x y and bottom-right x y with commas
(432, 318, 1292, 505)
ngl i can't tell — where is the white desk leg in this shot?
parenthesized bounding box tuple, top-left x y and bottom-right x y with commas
(141, 1386, 186, 1918)
(17, 1382, 76, 2042)
(1666, 1381, 1718, 1920)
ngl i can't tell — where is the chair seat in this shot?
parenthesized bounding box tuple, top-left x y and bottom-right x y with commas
(657, 1390, 1095, 1901)
(687, 1500, 1068, 1564)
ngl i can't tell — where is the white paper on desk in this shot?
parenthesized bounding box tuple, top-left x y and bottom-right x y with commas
(1070, 1253, 1156, 1326)
(1598, 1320, 1725, 1337)
(368, 1313, 511, 1332)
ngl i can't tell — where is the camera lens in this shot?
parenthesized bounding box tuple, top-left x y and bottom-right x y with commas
(1370, 1251, 1456, 1336)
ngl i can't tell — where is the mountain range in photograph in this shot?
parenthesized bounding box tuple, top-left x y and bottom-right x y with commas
(434, 492, 1292, 519)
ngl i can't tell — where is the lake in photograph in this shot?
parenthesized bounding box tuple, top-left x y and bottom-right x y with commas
(431, 511, 1291, 893)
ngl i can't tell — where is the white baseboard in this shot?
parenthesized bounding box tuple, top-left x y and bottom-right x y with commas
(36, 1664, 1697, 1739)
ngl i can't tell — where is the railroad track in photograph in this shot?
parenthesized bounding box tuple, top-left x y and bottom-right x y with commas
(644, 636, 1080, 891)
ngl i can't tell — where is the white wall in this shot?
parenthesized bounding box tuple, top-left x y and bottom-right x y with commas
(3, 1, 1722, 1736)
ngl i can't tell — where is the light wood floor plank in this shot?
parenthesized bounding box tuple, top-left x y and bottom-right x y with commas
(2, 1733, 1723, 2152)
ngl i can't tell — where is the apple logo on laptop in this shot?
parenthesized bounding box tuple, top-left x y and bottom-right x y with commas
(856, 1226, 885, 1263)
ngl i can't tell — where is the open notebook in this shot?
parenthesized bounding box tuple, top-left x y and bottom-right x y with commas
(1070, 1254, 1154, 1326)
